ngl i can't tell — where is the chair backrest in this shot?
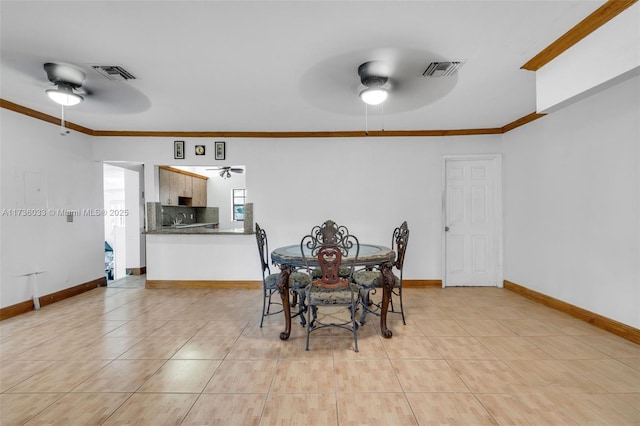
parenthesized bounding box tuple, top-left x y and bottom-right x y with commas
(309, 219, 350, 245)
(255, 222, 271, 277)
(392, 221, 409, 272)
(301, 220, 359, 288)
(315, 245, 346, 289)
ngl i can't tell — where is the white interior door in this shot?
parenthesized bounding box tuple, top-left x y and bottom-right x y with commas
(444, 155, 502, 287)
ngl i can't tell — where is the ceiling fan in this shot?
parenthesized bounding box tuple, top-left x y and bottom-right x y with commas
(299, 48, 461, 116)
(15, 59, 150, 127)
(43, 62, 88, 106)
(33, 61, 152, 135)
(42, 62, 90, 135)
(206, 166, 244, 179)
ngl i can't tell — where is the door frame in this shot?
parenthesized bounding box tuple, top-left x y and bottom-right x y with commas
(441, 154, 504, 288)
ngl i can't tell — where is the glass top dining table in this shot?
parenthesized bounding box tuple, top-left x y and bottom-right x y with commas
(271, 244, 394, 268)
(270, 244, 397, 340)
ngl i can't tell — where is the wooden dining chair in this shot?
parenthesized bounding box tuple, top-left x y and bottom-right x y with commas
(255, 222, 310, 327)
(301, 222, 360, 352)
(352, 221, 409, 325)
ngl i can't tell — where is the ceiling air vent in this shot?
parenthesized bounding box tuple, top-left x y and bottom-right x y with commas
(92, 65, 136, 81)
(423, 61, 462, 77)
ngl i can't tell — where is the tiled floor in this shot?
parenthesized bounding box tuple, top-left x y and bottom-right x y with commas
(1, 275, 639, 425)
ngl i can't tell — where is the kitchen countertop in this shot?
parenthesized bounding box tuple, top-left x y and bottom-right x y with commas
(145, 225, 253, 235)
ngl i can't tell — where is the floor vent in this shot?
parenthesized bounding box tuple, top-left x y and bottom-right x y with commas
(423, 61, 462, 77)
(92, 65, 136, 81)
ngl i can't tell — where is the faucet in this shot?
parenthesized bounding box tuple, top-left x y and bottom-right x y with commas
(174, 212, 187, 225)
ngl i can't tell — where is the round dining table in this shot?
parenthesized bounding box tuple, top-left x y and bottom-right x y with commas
(271, 244, 396, 340)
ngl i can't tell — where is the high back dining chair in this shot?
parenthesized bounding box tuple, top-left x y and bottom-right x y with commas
(255, 223, 311, 327)
(309, 220, 352, 279)
(301, 221, 360, 352)
(352, 221, 409, 325)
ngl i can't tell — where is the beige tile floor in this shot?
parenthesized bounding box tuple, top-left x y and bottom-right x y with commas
(1, 274, 639, 425)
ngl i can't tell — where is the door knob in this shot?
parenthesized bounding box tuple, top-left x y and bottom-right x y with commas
(445, 226, 450, 232)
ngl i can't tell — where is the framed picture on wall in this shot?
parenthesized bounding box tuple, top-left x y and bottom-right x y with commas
(215, 141, 226, 160)
(174, 140, 185, 159)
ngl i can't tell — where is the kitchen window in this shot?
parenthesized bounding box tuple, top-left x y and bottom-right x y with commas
(232, 188, 246, 221)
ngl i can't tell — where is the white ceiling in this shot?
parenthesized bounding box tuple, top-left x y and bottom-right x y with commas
(0, 1, 605, 133)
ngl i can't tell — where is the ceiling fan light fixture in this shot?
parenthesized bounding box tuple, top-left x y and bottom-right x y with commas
(46, 84, 83, 106)
(359, 87, 388, 105)
(358, 61, 390, 105)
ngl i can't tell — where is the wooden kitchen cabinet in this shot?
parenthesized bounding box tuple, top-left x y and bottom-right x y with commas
(174, 172, 192, 198)
(159, 167, 177, 205)
(159, 166, 207, 206)
(192, 176, 207, 207)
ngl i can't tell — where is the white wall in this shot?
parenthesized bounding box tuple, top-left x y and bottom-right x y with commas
(1, 109, 105, 308)
(146, 233, 256, 281)
(503, 75, 640, 328)
(92, 134, 504, 281)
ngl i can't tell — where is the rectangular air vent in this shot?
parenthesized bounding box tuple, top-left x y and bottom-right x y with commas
(92, 65, 136, 81)
(423, 61, 462, 77)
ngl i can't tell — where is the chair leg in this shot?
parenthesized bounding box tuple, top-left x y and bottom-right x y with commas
(260, 287, 269, 328)
(358, 289, 370, 325)
(388, 286, 406, 325)
(305, 304, 313, 351)
(351, 303, 359, 352)
(305, 303, 359, 352)
(398, 286, 406, 325)
(298, 291, 307, 326)
(267, 288, 276, 314)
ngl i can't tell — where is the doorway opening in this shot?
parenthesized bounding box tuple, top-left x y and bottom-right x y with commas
(103, 162, 145, 283)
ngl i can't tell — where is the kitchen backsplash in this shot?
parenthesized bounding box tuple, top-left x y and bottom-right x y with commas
(146, 202, 219, 230)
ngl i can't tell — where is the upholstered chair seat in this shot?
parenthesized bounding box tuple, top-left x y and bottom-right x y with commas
(307, 282, 360, 305)
(352, 269, 400, 288)
(264, 271, 311, 290)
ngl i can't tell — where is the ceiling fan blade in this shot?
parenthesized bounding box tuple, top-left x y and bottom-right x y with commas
(229, 168, 244, 173)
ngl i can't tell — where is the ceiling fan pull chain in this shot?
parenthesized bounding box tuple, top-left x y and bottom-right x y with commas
(60, 105, 69, 136)
(60, 105, 66, 136)
(365, 103, 369, 136)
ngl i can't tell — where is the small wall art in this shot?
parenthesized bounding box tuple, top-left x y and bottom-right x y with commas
(174, 140, 185, 159)
(215, 141, 226, 160)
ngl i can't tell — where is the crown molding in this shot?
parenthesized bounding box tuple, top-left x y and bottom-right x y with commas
(0, 99, 95, 135)
(522, 0, 637, 71)
(1, 98, 544, 138)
